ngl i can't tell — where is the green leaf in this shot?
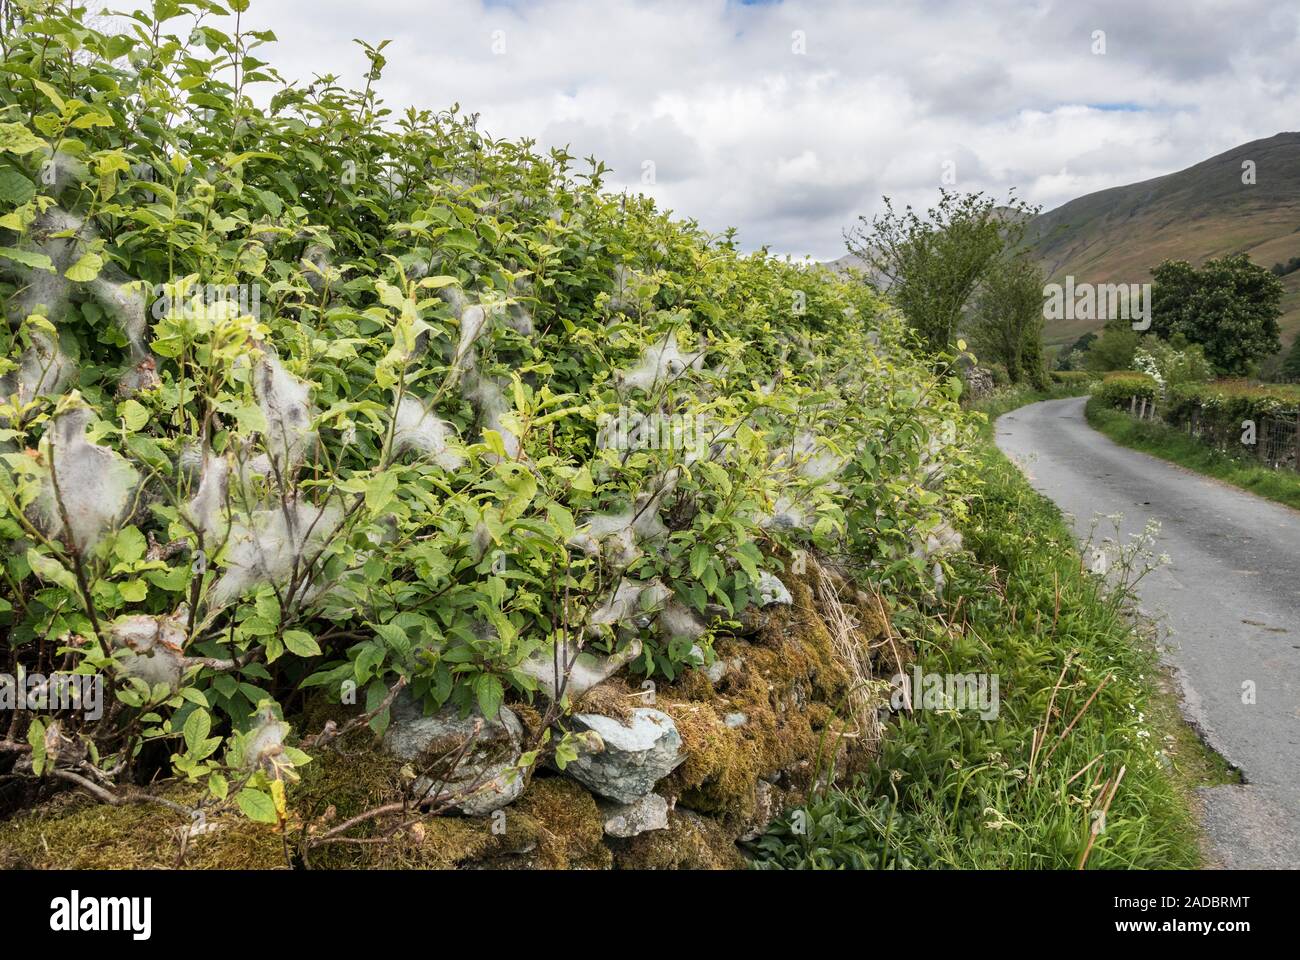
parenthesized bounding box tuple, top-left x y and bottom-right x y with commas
(120, 398, 149, 431)
(183, 709, 211, 754)
(0, 123, 46, 155)
(690, 543, 710, 580)
(69, 109, 114, 130)
(570, 465, 594, 493)
(26, 548, 78, 592)
(223, 400, 269, 433)
(474, 672, 504, 720)
(255, 188, 282, 217)
(236, 788, 279, 823)
(114, 525, 146, 563)
(0, 168, 36, 205)
(0, 247, 54, 272)
(118, 579, 147, 602)
(209, 772, 229, 801)
(64, 251, 103, 282)
(417, 274, 459, 289)
(27, 718, 47, 776)
(283, 629, 322, 657)
(365, 469, 399, 513)
(482, 429, 507, 459)
(32, 80, 65, 113)
(441, 227, 478, 253)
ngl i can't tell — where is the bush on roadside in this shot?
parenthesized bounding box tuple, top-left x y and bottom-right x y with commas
(1165, 380, 1300, 426)
(1095, 372, 1158, 408)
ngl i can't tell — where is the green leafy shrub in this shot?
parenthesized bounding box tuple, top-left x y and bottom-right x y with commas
(1094, 372, 1157, 408)
(0, 0, 973, 830)
(1165, 379, 1300, 423)
(1131, 335, 1214, 395)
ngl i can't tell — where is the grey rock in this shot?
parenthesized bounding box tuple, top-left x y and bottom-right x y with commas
(724, 711, 748, 728)
(519, 637, 641, 701)
(963, 365, 995, 400)
(599, 792, 670, 838)
(705, 656, 745, 685)
(565, 708, 685, 803)
(382, 690, 525, 816)
(756, 571, 793, 606)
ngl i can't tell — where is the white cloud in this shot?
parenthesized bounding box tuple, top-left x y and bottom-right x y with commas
(208, 0, 1300, 258)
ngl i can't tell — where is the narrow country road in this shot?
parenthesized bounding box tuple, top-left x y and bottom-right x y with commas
(996, 396, 1300, 869)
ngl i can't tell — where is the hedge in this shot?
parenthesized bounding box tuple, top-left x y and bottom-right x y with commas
(1094, 372, 1158, 408)
(1165, 380, 1300, 424)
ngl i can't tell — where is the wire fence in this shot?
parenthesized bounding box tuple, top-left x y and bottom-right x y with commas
(1121, 395, 1300, 473)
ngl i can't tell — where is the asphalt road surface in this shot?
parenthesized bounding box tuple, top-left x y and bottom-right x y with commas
(996, 396, 1300, 869)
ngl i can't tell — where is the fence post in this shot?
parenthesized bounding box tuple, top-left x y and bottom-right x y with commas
(1130, 396, 1137, 416)
(1139, 397, 1147, 420)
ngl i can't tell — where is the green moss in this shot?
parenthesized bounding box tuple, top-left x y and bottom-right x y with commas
(0, 784, 286, 869)
(493, 776, 610, 869)
(0, 574, 892, 870)
(296, 734, 607, 869)
(654, 571, 877, 830)
(613, 810, 747, 870)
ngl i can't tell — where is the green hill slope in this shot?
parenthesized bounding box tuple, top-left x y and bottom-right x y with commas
(1025, 132, 1300, 347)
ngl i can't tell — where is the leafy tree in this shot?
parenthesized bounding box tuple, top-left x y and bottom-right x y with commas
(1132, 334, 1214, 389)
(846, 190, 1039, 353)
(1084, 320, 1140, 373)
(1150, 255, 1283, 375)
(968, 253, 1047, 387)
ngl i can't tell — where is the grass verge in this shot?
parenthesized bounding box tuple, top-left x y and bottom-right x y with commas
(1085, 397, 1300, 512)
(752, 386, 1214, 869)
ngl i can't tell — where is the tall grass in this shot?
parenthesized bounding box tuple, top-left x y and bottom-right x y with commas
(753, 388, 1208, 869)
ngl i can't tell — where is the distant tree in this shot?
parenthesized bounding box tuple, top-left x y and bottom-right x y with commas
(1055, 331, 1097, 370)
(1133, 333, 1214, 387)
(1281, 336, 1300, 382)
(1083, 319, 1139, 373)
(1270, 257, 1300, 278)
(969, 253, 1048, 387)
(845, 190, 1039, 353)
(1150, 254, 1283, 375)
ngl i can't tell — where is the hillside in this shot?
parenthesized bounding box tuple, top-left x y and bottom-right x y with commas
(1024, 132, 1300, 347)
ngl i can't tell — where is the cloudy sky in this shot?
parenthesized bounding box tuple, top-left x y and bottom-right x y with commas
(205, 0, 1299, 260)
